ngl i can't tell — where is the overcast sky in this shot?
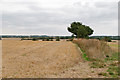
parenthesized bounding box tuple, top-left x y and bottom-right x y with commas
(1, 0, 119, 36)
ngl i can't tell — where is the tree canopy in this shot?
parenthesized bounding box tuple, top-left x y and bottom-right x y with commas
(67, 22, 94, 38)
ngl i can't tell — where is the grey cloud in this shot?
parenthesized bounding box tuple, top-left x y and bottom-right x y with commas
(2, 0, 118, 36)
(2, 11, 72, 35)
(94, 2, 117, 9)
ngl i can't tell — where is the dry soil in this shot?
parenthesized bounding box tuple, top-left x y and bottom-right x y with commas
(2, 39, 108, 78)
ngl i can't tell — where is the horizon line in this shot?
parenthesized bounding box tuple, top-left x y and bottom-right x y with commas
(0, 34, 119, 36)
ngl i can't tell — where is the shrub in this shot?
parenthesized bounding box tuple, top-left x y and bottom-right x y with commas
(101, 37, 112, 42)
(98, 72, 108, 76)
(60, 37, 65, 39)
(46, 38, 49, 41)
(73, 39, 113, 60)
(32, 38, 38, 41)
(42, 38, 45, 41)
(21, 38, 25, 40)
(56, 37, 60, 41)
(50, 38, 53, 41)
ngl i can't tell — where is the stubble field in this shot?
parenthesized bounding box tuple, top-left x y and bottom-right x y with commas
(0, 40, 2, 79)
(2, 39, 82, 78)
(2, 39, 118, 78)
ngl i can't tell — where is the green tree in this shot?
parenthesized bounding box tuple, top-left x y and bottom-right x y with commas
(67, 22, 94, 38)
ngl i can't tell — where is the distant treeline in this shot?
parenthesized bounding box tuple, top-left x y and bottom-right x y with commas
(90, 36, 120, 40)
(0, 35, 120, 40)
(0, 35, 72, 39)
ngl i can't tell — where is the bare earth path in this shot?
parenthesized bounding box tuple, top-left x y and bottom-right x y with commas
(2, 40, 105, 78)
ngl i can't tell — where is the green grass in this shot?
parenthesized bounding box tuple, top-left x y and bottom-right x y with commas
(108, 44, 120, 48)
(98, 72, 108, 77)
(105, 52, 118, 62)
(107, 66, 118, 77)
(82, 53, 90, 61)
(79, 48, 90, 61)
(105, 52, 119, 78)
(90, 52, 119, 78)
(90, 59, 105, 68)
(75, 43, 90, 61)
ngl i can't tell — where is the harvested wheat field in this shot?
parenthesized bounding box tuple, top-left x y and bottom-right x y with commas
(0, 40, 2, 79)
(2, 39, 107, 78)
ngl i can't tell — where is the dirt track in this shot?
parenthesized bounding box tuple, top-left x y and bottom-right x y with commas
(2, 40, 106, 78)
